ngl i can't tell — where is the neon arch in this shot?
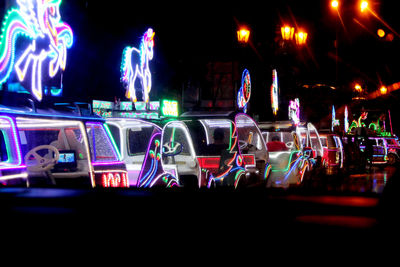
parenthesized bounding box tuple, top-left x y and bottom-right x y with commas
(0, 0, 74, 101)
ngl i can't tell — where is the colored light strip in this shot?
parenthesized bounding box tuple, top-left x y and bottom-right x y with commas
(0, 115, 23, 166)
(0, 172, 28, 181)
(271, 69, 279, 116)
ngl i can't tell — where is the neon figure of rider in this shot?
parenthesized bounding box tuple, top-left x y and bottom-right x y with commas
(121, 28, 155, 103)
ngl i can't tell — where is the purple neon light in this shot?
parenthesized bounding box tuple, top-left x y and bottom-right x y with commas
(137, 131, 160, 186)
(92, 161, 124, 166)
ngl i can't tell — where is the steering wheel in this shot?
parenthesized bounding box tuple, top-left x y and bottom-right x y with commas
(239, 140, 248, 150)
(163, 142, 182, 157)
(24, 145, 60, 172)
(286, 141, 294, 148)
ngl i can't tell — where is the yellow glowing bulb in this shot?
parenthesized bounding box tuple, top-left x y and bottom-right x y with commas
(361, 1, 368, 12)
(331, 1, 339, 8)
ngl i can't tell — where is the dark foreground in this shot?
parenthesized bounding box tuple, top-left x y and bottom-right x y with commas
(1, 168, 399, 260)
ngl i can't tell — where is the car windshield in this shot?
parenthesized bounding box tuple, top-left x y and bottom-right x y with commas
(197, 119, 232, 156)
(263, 131, 296, 152)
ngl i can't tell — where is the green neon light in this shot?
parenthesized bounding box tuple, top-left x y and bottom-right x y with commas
(161, 100, 179, 117)
(270, 150, 300, 172)
(103, 123, 122, 160)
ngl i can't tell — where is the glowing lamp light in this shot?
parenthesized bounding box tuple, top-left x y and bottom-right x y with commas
(281, 26, 294, 41)
(380, 86, 388, 95)
(361, 1, 368, 12)
(377, 29, 385, 38)
(237, 28, 250, 43)
(331, 0, 339, 9)
(354, 83, 363, 92)
(295, 31, 308, 45)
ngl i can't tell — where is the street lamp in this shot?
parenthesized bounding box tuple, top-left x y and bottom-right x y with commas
(380, 85, 387, 95)
(331, 0, 339, 9)
(354, 83, 363, 92)
(295, 31, 308, 45)
(360, 1, 368, 12)
(281, 26, 294, 41)
(237, 27, 250, 44)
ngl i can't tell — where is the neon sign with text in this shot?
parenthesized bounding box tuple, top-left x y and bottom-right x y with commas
(161, 99, 178, 117)
(121, 28, 154, 103)
(0, 0, 73, 101)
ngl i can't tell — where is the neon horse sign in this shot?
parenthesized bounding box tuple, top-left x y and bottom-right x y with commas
(121, 28, 155, 103)
(0, 0, 73, 101)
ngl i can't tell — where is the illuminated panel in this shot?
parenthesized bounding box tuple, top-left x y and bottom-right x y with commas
(271, 69, 279, 116)
(197, 156, 221, 171)
(0, 0, 73, 101)
(134, 101, 147, 111)
(331, 105, 340, 131)
(288, 98, 300, 126)
(120, 101, 133, 111)
(344, 106, 349, 133)
(98, 171, 129, 188)
(92, 100, 113, 109)
(241, 154, 255, 167)
(121, 28, 155, 103)
(237, 69, 251, 113)
(161, 99, 179, 117)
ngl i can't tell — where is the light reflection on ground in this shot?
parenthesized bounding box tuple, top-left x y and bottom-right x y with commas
(344, 166, 397, 194)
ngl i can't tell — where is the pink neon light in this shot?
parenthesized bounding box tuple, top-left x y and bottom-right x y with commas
(92, 161, 124, 166)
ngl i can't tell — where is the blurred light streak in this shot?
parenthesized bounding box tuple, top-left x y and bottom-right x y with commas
(365, 6, 400, 39)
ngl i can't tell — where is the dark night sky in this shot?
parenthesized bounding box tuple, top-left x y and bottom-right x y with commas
(2, 0, 400, 124)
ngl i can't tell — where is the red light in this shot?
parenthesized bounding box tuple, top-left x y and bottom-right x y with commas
(241, 154, 255, 166)
(197, 157, 221, 172)
(101, 172, 129, 188)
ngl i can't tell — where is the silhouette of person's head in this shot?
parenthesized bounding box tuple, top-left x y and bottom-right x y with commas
(272, 135, 280, 142)
(213, 128, 225, 144)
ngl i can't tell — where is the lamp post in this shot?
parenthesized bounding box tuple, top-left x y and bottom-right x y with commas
(237, 27, 250, 44)
(281, 26, 294, 41)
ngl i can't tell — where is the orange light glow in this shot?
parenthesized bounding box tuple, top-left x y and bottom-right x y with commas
(380, 86, 387, 95)
(355, 84, 363, 92)
(377, 29, 385, 38)
(281, 26, 294, 41)
(331, 0, 339, 8)
(237, 28, 250, 43)
(361, 1, 368, 12)
(295, 31, 308, 45)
